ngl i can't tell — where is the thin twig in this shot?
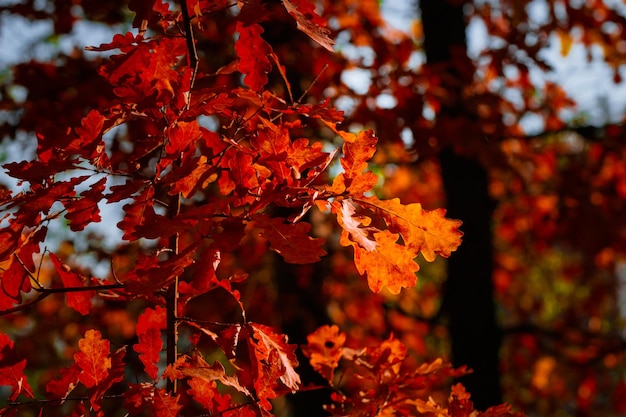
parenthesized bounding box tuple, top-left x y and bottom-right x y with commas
(180, 0, 199, 96)
(297, 63, 328, 103)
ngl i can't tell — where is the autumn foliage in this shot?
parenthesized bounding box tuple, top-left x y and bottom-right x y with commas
(0, 0, 507, 416)
(4, 0, 626, 416)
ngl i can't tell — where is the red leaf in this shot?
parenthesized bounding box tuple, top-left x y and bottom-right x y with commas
(0, 261, 30, 310)
(45, 364, 81, 400)
(235, 22, 272, 91)
(0, 334, 34, 401)
(282, 0, 335, 52)
(251, 215, 327, 264)
(90, 347, 126, 416)
(100, 36, 186, 101)
(248, 323, 301, 409)
(64, 177, 107, 231)
(124, 383, 183, 417)
(85, 32, 143, 52)
(74, 329, 111, 388)
(134, 306, 166, 380)
(128, 0, 157, 30)
(168, 354, 252, 398)
(122, 247, 195, 295)
(50, 253, 95, 316)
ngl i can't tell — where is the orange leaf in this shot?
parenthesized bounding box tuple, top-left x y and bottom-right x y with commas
(302, 325, 345, 382)
(74, 329, 111, 388)
(283, 0, 335, 52)
(359, 196, 463, 262)
(353, 229, 419, 294)
(341, 130, 378, 180)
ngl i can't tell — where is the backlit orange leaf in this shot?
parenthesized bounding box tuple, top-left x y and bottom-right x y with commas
(302, 325, 346, 382)
(74, 329, 111, 389)
(353, 229, 420, 294)
(358, 196, 463, 262)
(283, 0, 335, 52)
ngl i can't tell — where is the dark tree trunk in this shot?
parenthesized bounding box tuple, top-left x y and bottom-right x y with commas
(420, 0, 503, 409)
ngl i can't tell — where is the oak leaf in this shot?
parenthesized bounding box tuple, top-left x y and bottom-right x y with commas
(235, 22, 272, 92)
(248, 323, 301, 410)
(134, 306, 166, 380)
(124, 383, 183, 417)
(353, 229, 420, 294)
(167, 354, 252, 398)
(302, 325, 345, 382)
(358, 196, 463, 262)
(50, 253, 95, 315)
(251, 215, 327, 264)
(64, 177, 107, 231)
(282, 0, 335, 52)
(0, 333, 34, 401)
(74, 329, 111, 388)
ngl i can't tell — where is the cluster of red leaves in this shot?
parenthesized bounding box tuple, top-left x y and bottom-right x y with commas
(303, 325, 524, 417)
(0, 0, 463, 416)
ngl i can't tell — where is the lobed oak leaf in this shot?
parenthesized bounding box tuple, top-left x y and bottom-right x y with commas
(302, 325, 346, 382)
(282, 0, 335, 52)
(100, 36, 186, 101)
(247, 323, 301, 410)
(186, 378, 219, 411)
(165, 119, 203, 159)
(122, 247, 195, 295)
(218, 150, 259, 196)
(90, 347, 126, 416)
(124, 383, 183, 417)
(353, 229, 420, 294)
(45, 364, 81, 400)
(358, 196, 463, 262)
(250, 323, 301, 391)
(235, 22, 273, 92)
(64, 177, 107, 231)
(179, 247, 220, 298)
(105, 179, 149, 203)
(11, 176, 87, 226)
(172, 354, 252, 398)
(74, 329, 111, 389)
(3, 159, 78, 183)
(49, 253, 95, 315)
(0, 261, 31, 310)
(251, 215, 327, 264)
(0, 333, 34, 401)
(134, 306, 166, 380)
(335, 199, 378, 252)
(70, 110, 110, 169)
(85, 31, 143, 52)
(340, 130, 377, 180)
(166, 155, 218, 198)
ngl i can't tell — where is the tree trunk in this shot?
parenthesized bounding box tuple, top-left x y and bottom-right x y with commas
(420, 0, 503, 409)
